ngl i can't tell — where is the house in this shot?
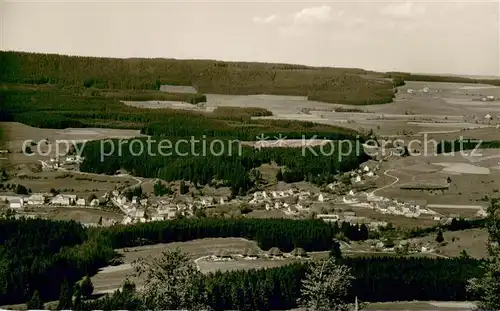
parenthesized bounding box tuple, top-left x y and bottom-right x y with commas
(27, 194, 45, 205)
(62, 194, 77, 205)
(219, 197, 225, 205)
(76, 198, 86, 206)
(201, 196, 214, 206)
(121, 216, 133, 225)
(316, 214, 339, 222)
(132, 209, 145, 218)
(354, 175, 362, 183)
(90, 199, 100, 207)
(363, 166, 370, 172)
(116, 196, 128, 205)
(132, 196, 139, 204)
(140, 198, 148, 206)
(485, 114, 492, 120)
(317, 193, 324, 202)
(407, 89, 415, 94)
(51, 194, 71, 206)
(151, 216, 165, 221)
(9, 197, 23, 209)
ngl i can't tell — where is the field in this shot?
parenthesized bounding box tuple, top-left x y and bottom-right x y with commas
(364, 301, 475, 310)
(411, 228, 489, 259)
(370, 149, 500, 206)
(1, 170, 136, 198)
(91, 238, 264, 293)
(1, 122, 143, 167)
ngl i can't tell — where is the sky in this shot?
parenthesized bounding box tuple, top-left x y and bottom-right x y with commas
(1, 0, 499, 76)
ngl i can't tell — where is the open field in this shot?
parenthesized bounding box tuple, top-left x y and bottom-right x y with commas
(365, 301, 475, 310)
(410, 228, 489, 259)
(1, 122, 144, 166)
(372, 149, 500, 206)
(121, 81, 500, 137)
(1, 170, 136, 197)
(91, 238, 262, 293)
(20, 206, 124, 224)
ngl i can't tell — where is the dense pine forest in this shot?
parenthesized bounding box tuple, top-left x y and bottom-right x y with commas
(0, 51, 401, 105)
(0, 217, 484, 307)
(386, 72, 500, 86)
(79, 137, 368, 194)
(437, 139, 500, 154)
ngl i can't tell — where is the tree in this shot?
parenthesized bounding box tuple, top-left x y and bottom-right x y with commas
(179, 180, 189, 195)
(87, 193, 97, 203)
(276, 169, 283, 182)
(132, 248, 208, 310)
(1, 169, 7, 181)
(56, 280, 73, 310)
(79, 275, 94, 299)
(329, 240, 342, 260)
(436, 229, 444, 243)
(298, 257, 354, 311)
(14, 184, 28, 195)
(26, 290, 44, 310)
(467, 198, 500, 310)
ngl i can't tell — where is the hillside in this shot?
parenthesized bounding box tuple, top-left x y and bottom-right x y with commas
(0, 51, 398, 105)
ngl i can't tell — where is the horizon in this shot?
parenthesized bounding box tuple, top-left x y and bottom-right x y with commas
(2, 49, 500, 80)
(1, 1, 499, 77)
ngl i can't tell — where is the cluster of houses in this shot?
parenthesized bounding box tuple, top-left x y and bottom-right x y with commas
(1, 193, 100, 210)
(248, 188, 327, 216)
(41, 155, 84, 170)
(110, 189, 231, 225)
(208, 247, 309, 262)
(341, 191, 435, 219)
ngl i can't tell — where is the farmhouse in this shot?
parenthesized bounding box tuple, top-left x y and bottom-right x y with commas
(9, 197, 24, 209)
(27, 194, 46, 205)
(51, 194, 71, 206)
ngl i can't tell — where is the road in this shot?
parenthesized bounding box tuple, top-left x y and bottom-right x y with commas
(370, 169, 399, 196)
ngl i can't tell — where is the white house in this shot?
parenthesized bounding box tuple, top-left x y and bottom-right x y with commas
(76, 198, 86, 206)
(116, 196, 128, 205)
(27, 194, 45, 205)
(51, 195, 70, 206)
(151, 216, 165, 222)
(90, 199, 100, 207)
(317, 193, 324, 202)
(140, 198, 148, 206)
(219, 197, 225, 205)
(363, 166, 370, 172)
(132, 196, 139, 204)
(9, 197, 23, 209)
(354, 175, 362, 183)
(485, 114, 492, 120)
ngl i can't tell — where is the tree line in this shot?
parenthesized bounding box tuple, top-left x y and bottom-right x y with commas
(79, 256, 482, 311)
(436, 139, 500, 154)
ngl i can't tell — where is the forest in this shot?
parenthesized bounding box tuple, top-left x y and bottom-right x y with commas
(80, 257, 482, 311)
(0, 217, 484, 307)
(0, 51, 399, 105)
(79, 137, 368, 194)
(437, 139, 500, 154)
(385, 72, 500, 86)
(0, 217, 366, 305)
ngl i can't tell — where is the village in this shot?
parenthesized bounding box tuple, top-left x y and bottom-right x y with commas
(1, 150, 485, 236)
